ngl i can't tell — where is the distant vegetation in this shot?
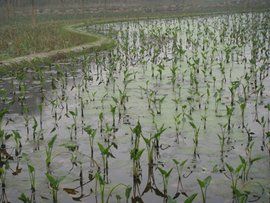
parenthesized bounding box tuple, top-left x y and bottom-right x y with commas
(1, 0, 270, 25)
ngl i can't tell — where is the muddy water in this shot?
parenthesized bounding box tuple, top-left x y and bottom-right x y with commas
(0, 11, 269, 202)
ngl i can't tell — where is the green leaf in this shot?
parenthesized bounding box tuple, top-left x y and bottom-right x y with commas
(27, 164, 35, 173)
(226, 163, 234, 173)
(168, 196, 177, 203)
(18, 193, 31, 203)
(69, 111, 76, 116)
(204, 176, 212, 187)
(172, 159, 179, 165)
(197, 179, 205, 188)
(184, 193, 197, 203)
(98, 143, 106, 155)
(189, 122, 196, 129)
(125, 186, 132, 200)
(250, 156, 262, 164)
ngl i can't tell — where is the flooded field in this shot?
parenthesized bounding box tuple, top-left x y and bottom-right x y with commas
(0, 11, 269, 202)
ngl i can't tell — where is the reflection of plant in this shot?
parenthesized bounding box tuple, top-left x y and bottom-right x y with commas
(173, 159, 187, 191)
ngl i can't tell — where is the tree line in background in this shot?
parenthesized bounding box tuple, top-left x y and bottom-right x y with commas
(0, 0, 269, 25)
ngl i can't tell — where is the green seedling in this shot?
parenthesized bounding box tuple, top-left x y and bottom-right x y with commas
(46, 135, 57, 169)
(197, 176, 212, 203)
(45, 172, 65, 203)
(84, 125, 97, 159)
(27, 164, 35, 191)
(157, 166, 173, 196)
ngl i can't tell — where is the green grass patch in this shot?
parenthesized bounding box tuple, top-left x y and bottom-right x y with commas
(0, 22, 97, 60)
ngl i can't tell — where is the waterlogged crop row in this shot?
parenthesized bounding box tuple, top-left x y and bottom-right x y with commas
(0, 11, 269, 202)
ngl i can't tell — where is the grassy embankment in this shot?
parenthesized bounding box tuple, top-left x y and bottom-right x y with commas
(0, 5, 269, 74)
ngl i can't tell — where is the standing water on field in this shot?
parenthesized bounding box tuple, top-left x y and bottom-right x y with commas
(0, 11, 269, 203)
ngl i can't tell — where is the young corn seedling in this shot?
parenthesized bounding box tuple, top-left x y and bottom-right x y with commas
(265, 104, 270, 132)
(84, 125, 97, 159)
(45, 172, 65, 203)
(217, 123, 228, 169)
(238, 97, 246, 128)
(239, 142, 262, 181)
(69, 109, 78, 140)
(98, 142, 116, 181)
(157, 62, 165, 81)
(256, 116, 267, 147)
(130, 147, 144, 180)
(95, 171, 131, 203)
(99, 112, 104, 134)
(142, 135, 154, 165)
(184, 193, 198, 203)
(197, 176, 212, 203)
(214, 88, 222, 116)
(110, 105, 117, 131)
(27, 164, 35, 192)
(130, 121, 144, 179)
(225, 162, 243, 198)
(23, 107, 30, 140)
(0, 163, 8, 189)
(157, 166, 173, 197)
(174, 113, 181, 143)
(46, 135, 57, 170)
(32, 117, 38, 143)
(229, 81, 240, 107)
(201, 106, 208, 130)
(153, 124, 167, 151)
(254, 85, 263, 120)
(170, 65, 178, 91)
(12, 131, 22, 157)
(38, 103, 44, 140)
(156, 95, 166, 115)
(190, 122, 200, 158)
(226, 105, 234, 133)
(18, 193, 31, 203)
